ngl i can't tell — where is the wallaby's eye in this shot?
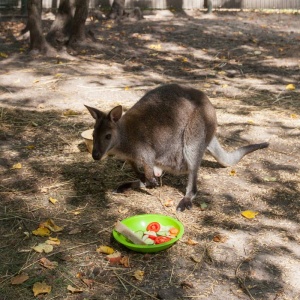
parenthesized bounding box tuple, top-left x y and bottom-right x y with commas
(105, 134, 112, 140)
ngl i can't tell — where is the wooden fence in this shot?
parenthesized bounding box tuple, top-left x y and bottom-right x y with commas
(1, 0, 299, 10)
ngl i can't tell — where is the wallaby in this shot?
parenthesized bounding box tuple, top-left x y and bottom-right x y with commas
(85, 84, 269, 212)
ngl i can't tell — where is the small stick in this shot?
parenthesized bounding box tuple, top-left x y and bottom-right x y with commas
(113, 271, 128, 291)
(113, 272, 159, 299)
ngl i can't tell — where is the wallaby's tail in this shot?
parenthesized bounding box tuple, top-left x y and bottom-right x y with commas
(207, 136, 269, 167)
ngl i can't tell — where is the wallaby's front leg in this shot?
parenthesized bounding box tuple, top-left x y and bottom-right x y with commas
(176, 169, 198, 212)
(143, 163, 159, 188)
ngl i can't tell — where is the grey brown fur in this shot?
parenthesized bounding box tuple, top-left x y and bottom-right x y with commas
(85, 84, 269, 211)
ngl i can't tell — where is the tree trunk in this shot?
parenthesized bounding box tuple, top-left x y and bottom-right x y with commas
(69, 0, 89, 45)
(27, 0, 49, 52)
(107, 0, 125, 19)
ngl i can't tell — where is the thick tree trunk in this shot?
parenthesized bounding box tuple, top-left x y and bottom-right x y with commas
(107, 0, 125, 19)
(69, 0, 89, 45)
(27, 0, 49, 52)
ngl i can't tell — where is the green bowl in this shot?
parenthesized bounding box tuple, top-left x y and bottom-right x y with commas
(112, 214, 184, 253)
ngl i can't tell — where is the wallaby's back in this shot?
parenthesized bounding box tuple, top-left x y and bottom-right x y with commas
(114, 84, 217, 172)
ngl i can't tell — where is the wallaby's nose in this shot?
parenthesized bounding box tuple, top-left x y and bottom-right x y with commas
(92, 150, 101, 160)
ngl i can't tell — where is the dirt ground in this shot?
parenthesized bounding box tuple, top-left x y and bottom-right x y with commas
(0, 9, 300, 300)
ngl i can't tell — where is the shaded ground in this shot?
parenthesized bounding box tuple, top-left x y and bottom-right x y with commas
(0, 9, 300, 300)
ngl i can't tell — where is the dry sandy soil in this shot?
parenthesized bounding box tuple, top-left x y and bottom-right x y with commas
(0, 9, 300, 300)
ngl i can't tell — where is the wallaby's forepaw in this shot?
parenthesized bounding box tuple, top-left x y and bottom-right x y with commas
(145, 177, 159, 188)
(176, 198, 193, 212)
(113, 180, 143, 193)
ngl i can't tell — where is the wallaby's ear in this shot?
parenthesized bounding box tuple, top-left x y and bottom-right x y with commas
(85, 105, 103, 120)
(108, 105, 123, 123)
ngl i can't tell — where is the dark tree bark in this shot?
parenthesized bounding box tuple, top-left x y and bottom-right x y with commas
(27, 0, 50, 53)
(69, 0, 89, 45)
(107, 0, 126, 20)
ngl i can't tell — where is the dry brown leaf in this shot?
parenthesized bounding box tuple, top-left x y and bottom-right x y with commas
(11, 274, 29, 285)
(68, 228, 81, 235)
(120, 256, 130, 268)
(67, 285, 83, 293)
(186, 238, 198, 245)
(82, 278, 94, 288)
(33, 281, 51, 297)
(39, 257, 58, 269)
(164, 199, 174, 207)
(96, 245, 114, 255)
(213, 234, 228, 243)
(133, 270, 144, 281)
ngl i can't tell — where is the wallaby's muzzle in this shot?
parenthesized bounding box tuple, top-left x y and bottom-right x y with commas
(92, 150, 101, 160)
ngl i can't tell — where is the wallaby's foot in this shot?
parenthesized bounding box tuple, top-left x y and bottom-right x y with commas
(145, 177, 159, 188)
(176, 197, 193, 212)
(113, 180, 144, 193)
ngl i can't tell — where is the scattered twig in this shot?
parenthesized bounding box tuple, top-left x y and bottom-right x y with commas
(113, 272, 159, 299)
(113, 271, 128, 291)
(235, 260, 256, 300)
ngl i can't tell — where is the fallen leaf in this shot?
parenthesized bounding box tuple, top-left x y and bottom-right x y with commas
(82, 278, 94, 288)
(0, 52, 8, 58)
(33, 281, 51, 297)
(180, 281, 194, 289)
(186, 238, 198, 245)
(190, 255, 203, 263)
(63, 109, 79, 116)
(11, 163, 22, 169)
(42, 219, 63, 232)
(96, 245, 114, 255)
(26, 145, 35, 150)
(46, 237, 61, 245)
(11, 274, 29, 285)
(106, 252, 122, 264)
(290, 113, 298, 119)
(32, 227, 51, 237)
(286, 84, 295, 90)
(149, 43, 162, 50)
(229, 169, 236, 176)
(32, 243, 53, 253)
(213, 234, 228, 243)
(263, 177, 277, 182)
(39, 257, 58, 269)
(124, 86, 130, 90)
(118, 207, 129, 214)
(222, 84, 228, 88)
(120, 256, 130, 268)
(68, 228, 81, 235)
(67, 285, 83, 293)
(241, 210, 259, 219)
(133, 270, 144, 281)
(164, 199, 174, 207)
(49, 197, 58, 205)
(200, 202, 208, 210)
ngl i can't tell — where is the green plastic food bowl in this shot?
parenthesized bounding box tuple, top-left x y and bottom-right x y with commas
(112, 214, 184, 253)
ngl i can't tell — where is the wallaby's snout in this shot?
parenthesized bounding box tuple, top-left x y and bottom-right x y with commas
(92, 149, 101, 161)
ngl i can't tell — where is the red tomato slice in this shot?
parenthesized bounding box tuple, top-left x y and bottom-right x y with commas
(148, 235, 157, 241)
(155, 236, 171, 244)
(146, 222, 161, 232)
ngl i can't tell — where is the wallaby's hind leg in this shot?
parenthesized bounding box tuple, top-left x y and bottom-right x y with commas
(176, 130, 207, 212)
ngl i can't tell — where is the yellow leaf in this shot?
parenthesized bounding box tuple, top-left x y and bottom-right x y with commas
(286, 84, 295, 90)
(67, 285, 83, 293)
(63, 109, 78, 116)
(33, 79, 40, 83)
(241, 210, 259, 219)
(11, 163, 22, 169)
(124, 86, 130, 91)
(42, 219, 63, 232)
(33, 281, 51, 297)
(133, 270, 144, 281)
(32, 227, 51, 237)
(46, 237, 61, 245)
(290, 113, 298, 119)
(229, 169, 236, 176)
(182, 57, 188, 63)
(149, 43, 162, 50)
(55, 73, 62, 77)
(26, 145, 35, 150)
(32, 243, 53, 253)
(49, 197, 58, 205)
(11, 274, 29, 285)
(222, 84, 228, 88)
(0, 52, 8, 58)
(96, 245, 114, 255)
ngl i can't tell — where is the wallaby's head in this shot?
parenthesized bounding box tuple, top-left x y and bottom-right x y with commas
(85, 105, 123, 161)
